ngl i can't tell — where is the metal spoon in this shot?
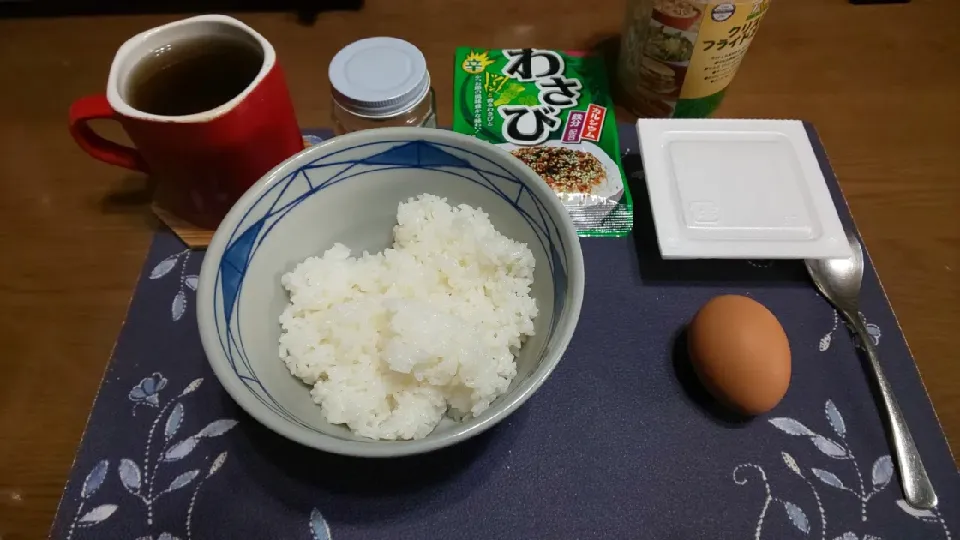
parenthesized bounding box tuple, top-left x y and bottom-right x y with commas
(805, 230, 937, 510)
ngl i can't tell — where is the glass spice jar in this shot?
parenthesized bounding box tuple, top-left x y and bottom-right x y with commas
(328, 37, 437, 135)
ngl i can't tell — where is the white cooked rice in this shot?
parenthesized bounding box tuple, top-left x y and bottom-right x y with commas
(278, 194, 538, 440)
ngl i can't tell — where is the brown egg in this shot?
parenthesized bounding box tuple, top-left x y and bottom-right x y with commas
(687, 295, 791, 416)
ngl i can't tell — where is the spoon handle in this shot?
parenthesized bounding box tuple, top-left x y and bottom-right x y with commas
(847, 312, 938, 509)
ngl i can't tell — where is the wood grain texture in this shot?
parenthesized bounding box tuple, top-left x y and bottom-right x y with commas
(0, 1, 957, 537)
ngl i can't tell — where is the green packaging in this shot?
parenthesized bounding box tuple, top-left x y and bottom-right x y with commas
(453, 47, 633, 237)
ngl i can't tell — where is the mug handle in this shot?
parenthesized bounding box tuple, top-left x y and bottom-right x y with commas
(69, 95, 148, 172)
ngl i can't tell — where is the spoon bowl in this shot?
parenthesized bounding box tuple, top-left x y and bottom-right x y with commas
(805, 230, 864, 315)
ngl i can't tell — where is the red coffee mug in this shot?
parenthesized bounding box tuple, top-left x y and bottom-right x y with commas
(69, 15, 303, 230)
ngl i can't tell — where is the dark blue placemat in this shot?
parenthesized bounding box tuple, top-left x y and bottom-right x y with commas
(51, 125, 958, 540)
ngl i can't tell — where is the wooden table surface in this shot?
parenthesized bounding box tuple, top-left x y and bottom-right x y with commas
(1, 0, 958, 537)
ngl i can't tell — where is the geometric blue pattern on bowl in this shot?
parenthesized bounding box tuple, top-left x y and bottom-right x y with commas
(212, 138, 570, 434)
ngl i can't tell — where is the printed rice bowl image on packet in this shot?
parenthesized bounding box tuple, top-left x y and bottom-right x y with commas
(453, 47, 634, 237)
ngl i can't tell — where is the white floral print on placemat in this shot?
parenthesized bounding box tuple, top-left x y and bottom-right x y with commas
(896, 500, 954, 539)
(63, 459, 117, 539)
(149, 249, 198, 322)
(818, 310, 881, 352)
(309, 508, 332, 540)
(63, 373, 236, 540)
(121, 374, 235, 532)
(733, 399, 952, 540)
(302, 134, 326, 147)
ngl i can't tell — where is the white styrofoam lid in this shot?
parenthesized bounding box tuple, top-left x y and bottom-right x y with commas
(637, 119, 853, 260)
(328, 37, 430, 118)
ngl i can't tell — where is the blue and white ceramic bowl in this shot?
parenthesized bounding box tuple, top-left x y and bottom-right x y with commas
(197, 127, 584, 457)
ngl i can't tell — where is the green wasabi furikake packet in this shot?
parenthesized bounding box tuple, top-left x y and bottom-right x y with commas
(453, 47, 633, 237)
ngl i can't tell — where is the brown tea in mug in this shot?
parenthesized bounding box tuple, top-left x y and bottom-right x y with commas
(127, 36, 263, 116)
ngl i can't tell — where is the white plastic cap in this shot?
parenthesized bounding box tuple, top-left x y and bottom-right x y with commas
(328, 37, 430, 119)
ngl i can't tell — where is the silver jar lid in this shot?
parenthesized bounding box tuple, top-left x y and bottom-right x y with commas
(328, 37, 430, 119)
